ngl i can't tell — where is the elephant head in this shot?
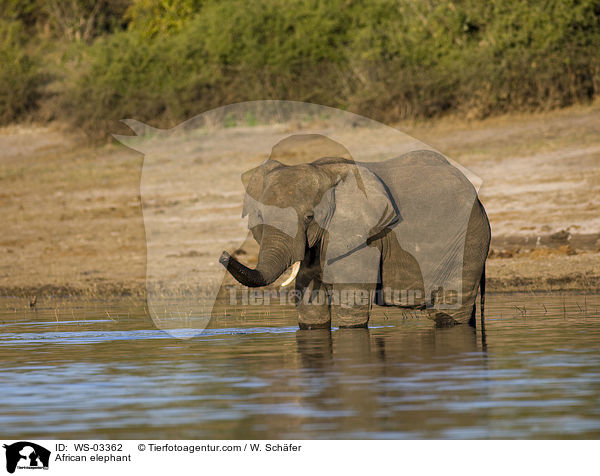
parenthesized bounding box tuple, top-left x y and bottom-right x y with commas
(219, 134, 399, 289)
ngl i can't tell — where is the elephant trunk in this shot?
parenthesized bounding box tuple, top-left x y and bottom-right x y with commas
(220, 228, 296, 287)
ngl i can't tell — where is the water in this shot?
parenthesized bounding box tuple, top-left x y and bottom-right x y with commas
(1, 294, 599, 439)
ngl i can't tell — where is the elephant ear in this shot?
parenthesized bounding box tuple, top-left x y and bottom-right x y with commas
(307, 187, 334, 248)
(314, 164, 400, 264)
(241, 159, 282, 217)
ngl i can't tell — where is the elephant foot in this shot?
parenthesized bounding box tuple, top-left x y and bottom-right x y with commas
(297, 302, 331, 330)
(434, 317, 459, 328)
(338, 321, 369, 329)
(298, 321, 331, 330)
(332, 306, 370, 328)
(426, 310, 460, 328)
(328, 285, 372, 329)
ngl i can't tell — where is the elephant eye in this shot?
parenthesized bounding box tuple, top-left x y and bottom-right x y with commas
(304, 213, 314, 223)
(257, 210, 263, 223)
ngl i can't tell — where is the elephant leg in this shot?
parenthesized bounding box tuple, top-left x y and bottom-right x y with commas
(455, 200, 490, 326)
(427, 290, 477, 327)
(330, 283, 374, 328)
(296, 279, 331, 329)
(294, 250, 331, 330)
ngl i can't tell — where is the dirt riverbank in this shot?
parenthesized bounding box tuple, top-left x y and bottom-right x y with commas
(1, 103, 599, 299)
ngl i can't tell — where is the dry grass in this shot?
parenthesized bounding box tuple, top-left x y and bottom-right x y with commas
(0, 103, 599, 299)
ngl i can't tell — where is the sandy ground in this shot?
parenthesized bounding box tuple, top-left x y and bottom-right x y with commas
(1, 102, 599, 298)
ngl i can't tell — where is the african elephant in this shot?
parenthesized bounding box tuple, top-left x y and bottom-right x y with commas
(219, 134, 490, 329)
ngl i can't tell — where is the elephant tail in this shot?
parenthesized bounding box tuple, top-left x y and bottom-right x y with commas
(480, 262, 486, 327)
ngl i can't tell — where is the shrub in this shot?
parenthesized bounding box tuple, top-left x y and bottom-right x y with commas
(125, 0, 205, 37)
(0, 20, 43, 124)
(55, 0, 600, 137)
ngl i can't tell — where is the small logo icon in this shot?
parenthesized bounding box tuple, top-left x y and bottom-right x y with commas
(3, 442, 50, 473)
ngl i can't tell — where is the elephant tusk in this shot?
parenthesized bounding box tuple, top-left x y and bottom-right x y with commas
(280, 261, 301, 287)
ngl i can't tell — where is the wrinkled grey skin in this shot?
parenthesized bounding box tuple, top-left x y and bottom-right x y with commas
(220, 135, 490, 329)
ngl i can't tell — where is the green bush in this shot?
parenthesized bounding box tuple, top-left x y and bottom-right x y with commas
(343, 0, 600, 119)
(12, 0, 600, 136)
(66, 0, 356, 136)
(0, 20, 43, 124)
(0, 0, 130, 40)
(125, 0, 205, 37)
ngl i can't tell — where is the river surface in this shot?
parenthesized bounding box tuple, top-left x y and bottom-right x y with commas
(1, 293, 599, 439)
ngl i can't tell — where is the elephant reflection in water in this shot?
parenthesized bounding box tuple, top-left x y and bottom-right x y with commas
(294, 324, 488, 435)
(296, 324, 486, 369)
(217, 133, 490, 329)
